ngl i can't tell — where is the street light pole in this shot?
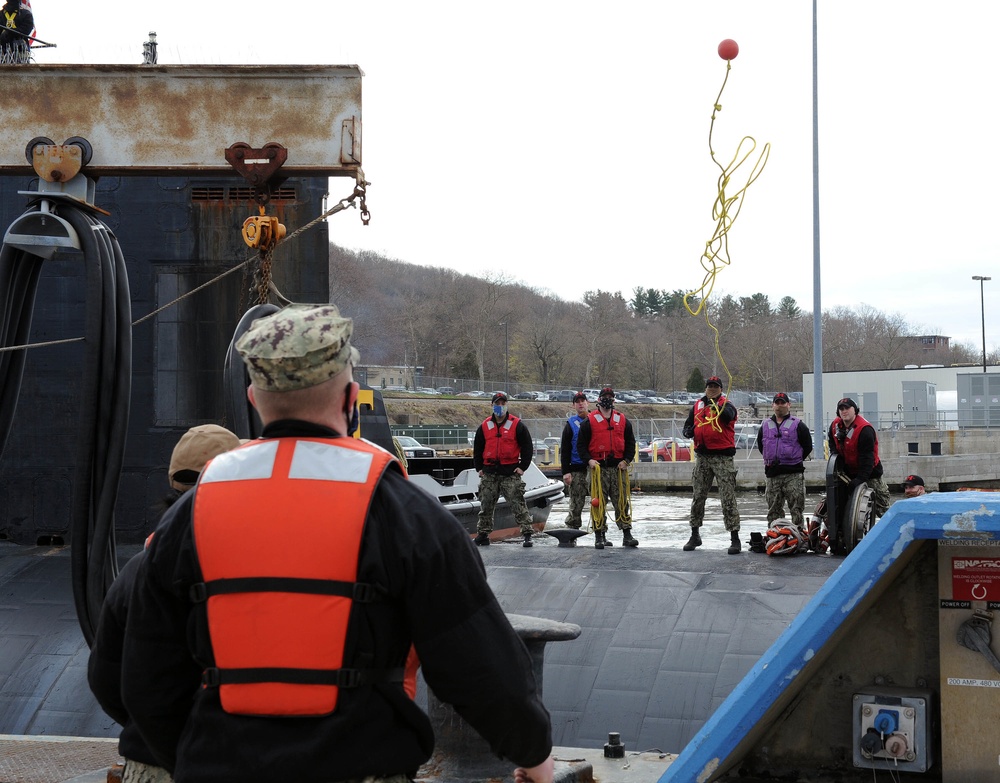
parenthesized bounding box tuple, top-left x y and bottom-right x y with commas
(499, 321, 509, 390)
(653, 349, 658, 391)
(973, 276, 991, 373)
(667, 342, 675, 397)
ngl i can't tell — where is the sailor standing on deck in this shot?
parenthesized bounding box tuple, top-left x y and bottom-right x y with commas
(756, 392, 813, 530)
(88, 424, 242, 783)
(576, 387, 639, 549)
(473, 391, 536, 547)
(559, 391, 590, 529)
(756, 393, 813, 555)
(682, 376, 742, 554)
(828, 397, 890, 521)
(120, 305, 554, 783)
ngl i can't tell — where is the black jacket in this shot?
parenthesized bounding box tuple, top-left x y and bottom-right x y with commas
(0, 3, 32, 48)
(87, 550, 162, 766)
(121, 420, 552, 783)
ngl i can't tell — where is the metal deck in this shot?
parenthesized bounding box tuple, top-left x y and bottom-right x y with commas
(0, 535, 845, 781)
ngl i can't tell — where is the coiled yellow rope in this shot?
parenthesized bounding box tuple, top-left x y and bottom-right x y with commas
(695, 397, 728, 436)
(590, 463, 633, 528)
(684, 57, 770, 386)
(617, 466, 632, 524)
(589, 465, 605, 531)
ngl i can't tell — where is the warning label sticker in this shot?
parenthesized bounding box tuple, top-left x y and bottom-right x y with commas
(952, 557, 1000, 601)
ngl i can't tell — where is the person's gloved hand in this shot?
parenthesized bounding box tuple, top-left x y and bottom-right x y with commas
(848, 478, 864, 493)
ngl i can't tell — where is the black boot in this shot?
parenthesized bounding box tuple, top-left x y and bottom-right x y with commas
(474, 532, 490, 546)
(594, 530, 605, 549)
(728, 530, 741, 555)
(682, 530, 702, 551)
(523, 531, 533, 548)
(622, 527, 638, 547)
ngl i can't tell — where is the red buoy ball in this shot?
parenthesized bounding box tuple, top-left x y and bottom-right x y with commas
(718, 39, 739, 60)
(591, 497, 601, 508)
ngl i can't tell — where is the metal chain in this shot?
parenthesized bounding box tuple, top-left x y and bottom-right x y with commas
(254, 246, 274, 306)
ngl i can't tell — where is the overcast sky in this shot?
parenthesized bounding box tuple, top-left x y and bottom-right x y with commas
(34, 0, 1000, 350)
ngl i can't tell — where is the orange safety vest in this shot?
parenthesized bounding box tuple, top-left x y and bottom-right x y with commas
(587, 410, 626, 460)
(192, 436, 402, 717)
(692, 395, 736, 451)
(482, 415, 522, 465)
(829, 413, 880, 475)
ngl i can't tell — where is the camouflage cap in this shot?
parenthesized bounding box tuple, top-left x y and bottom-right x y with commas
(169, 424, 241, 491)
(236, 304, 361, 392)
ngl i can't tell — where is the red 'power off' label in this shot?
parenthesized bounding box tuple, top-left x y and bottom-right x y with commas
(952, 557, 1000, 601)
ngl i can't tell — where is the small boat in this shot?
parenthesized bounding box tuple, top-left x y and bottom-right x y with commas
(407, 462, 565, 541)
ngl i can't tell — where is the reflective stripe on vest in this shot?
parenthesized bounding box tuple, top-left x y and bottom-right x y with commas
(587, 410, 626, 460)
(482, 415, 521, 465)
(193, 436, 398, 717)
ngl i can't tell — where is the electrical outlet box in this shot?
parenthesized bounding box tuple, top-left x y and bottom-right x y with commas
(852, 687, 933, 773)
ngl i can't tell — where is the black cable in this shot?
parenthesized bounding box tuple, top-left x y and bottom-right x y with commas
(223, 303, 277, 439)
(0, 198, 131, 646)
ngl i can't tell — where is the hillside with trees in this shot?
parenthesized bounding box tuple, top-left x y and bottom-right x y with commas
(328, 245, 987, 393)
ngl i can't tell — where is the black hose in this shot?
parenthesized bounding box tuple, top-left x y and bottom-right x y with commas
(223, 303, 277, 439)
(0, 199, 131, 646)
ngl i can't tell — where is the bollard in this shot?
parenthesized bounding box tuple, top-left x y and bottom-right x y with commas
(422, 613, 582, 782)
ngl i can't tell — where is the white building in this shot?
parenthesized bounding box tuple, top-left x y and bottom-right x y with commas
(802, 365, 1000, 431)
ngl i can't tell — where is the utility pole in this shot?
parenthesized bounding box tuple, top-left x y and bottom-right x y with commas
(973, 275, 991, 373)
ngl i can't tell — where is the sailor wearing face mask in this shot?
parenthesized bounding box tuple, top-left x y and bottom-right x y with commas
(472, 391, 536, 547)
(576, 387, 638, 549)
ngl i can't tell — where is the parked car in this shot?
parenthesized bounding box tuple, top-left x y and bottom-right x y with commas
(534, 392, 551, 401)
(549, 389, 578, 402)
(436, 387, 456, 395)
(513, 391, 539, 400)
(394, 436, 436, 459)
(415, 387, 441, 395)
(638, 438, 692, 462)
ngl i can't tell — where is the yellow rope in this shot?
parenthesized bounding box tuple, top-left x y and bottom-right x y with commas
(695, 396, 729, 436)
(683, 58, 770, 388)
(589, 465, 605, 531)
(617, 466, 633, 525)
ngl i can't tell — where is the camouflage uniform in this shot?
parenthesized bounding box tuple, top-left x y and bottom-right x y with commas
(564, 470, 589, 528)
(689, 454, 741, 532)
(765, 472, 806, 527)
(593, 465, 632, 531)
(122, 760, 173, 783)
(869, 477, 890, 518)
(477, 472, 534, 536)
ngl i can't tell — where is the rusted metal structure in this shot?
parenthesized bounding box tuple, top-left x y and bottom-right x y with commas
(0, 64, 364, 549)
(1, 65, 362, 179)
